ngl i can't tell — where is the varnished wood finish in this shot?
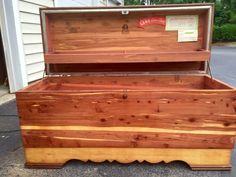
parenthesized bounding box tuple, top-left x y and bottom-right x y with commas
(16, 75, 236, 150)
(19, 75, 233, 92)
(40, 4, 213, 73)
(204, 75, 234, 89)
(16, 4, 236, 170)
(21, 129, 235, 148)
(44, 51, 210, 64)
(24, 148, 232, 170)
(46, 12, 206, 53)
(16, 74, 236, 169)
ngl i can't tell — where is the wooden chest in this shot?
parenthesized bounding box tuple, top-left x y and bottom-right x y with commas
(16, 4, 236, 170)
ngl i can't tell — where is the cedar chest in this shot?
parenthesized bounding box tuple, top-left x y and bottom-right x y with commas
(16, 3, 236, 170)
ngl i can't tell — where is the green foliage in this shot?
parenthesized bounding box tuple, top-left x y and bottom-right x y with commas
(124, 0, 143, 5)
(213, 25, 222, 41)
(229, 12, 236, 23)
(232, 0, 236, 10)
(213, 24, 236, 41)
(214, 9, 231, 26)
(125, 0, 216, 5)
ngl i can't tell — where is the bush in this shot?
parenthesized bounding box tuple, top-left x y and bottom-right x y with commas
(213, 25, 221, 42)
(214, 10, 231, 26)
(229, 13, 236, 23)
(213, 24, 236, 42)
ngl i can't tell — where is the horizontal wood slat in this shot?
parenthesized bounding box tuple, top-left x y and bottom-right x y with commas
(16, 90, 236, 118)
(20, 113, 236, 131)
(44, 51, 210, 64)
(22, 129, 235, 148)
(20, 125, 236, 135)
(20, 75, 207, 91)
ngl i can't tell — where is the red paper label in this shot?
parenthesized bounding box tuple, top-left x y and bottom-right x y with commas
(138, 16, 166, 28)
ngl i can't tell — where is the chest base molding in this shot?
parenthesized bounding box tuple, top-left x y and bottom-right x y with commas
(24, 148, 231, 170)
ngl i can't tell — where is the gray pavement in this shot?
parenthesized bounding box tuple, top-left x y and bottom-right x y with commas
(211, 47, 236, 87)
(0, 46, 236, 177)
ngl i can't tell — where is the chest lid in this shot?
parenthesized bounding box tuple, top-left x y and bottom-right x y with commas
(40, 3, 214, 75)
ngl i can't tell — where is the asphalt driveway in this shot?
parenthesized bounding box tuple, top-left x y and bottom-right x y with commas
(0, 46, 236, 177)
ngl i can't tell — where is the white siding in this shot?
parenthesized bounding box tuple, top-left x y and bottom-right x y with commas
(24, 43, 44, 54)
(19, 0, 123, 83)
(25, 53, 44, 65)
(22, 34, 42, 44)
(19, 0, 54, 82)
(55, 0, 123, 7)
(21, 23, 41, 34)
(55, 0, 92, 6)
(20, 12, 41, 23)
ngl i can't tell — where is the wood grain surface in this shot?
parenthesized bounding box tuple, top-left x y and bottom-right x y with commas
(16, 75, 236, 150)
(17, 4, 235, 170)
(42, 5, 212, 65)
(44, 51, 210, 64)
(19, 75, 233, 92)
(24, 148, 232, 170)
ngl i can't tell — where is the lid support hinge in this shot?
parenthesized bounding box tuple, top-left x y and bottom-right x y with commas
(207, 61, 213, 80)
(43, 66, 47, 78)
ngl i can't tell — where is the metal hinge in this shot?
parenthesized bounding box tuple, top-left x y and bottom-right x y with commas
(48, 74, 72, 77)
(43, 66, 47, 78)
(43, 70, 72, 78)
(43, 64, 73, 78)
(206, 61, 213, 80)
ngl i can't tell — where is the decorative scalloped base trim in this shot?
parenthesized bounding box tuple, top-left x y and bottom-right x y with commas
(24, 148, 232, 170)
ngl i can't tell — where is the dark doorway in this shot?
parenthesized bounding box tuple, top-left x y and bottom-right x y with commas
(0, 29, 8, 86)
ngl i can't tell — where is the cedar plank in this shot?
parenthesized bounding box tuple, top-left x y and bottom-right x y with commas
(22, 130, 235, 149)
(19, 114, 236, 132)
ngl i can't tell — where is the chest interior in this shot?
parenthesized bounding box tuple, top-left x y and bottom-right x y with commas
(22, 4, 234, 92)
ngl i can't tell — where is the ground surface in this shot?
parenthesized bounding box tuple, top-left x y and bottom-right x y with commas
(0, 85, 15, 105)
(213, 42, 236, 48)
(0, 47, 236, 177)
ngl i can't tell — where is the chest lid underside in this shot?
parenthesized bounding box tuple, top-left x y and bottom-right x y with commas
(40, 3, 214, 75)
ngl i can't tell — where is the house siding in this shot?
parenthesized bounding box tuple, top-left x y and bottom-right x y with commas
(19, 0, 123, 83)
(55, 0, 124, 7)
(18, 0, 54, 82)
(56, 0, 92, 6)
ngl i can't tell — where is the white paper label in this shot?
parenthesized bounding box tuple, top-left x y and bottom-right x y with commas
(166, 15, 198, 31)
(178, 30, 198, 42)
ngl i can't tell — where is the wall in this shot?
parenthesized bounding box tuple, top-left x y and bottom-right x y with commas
(19, 0, 54, 82)
(20, 0, 123, 83)
(55, 0, 94, 6)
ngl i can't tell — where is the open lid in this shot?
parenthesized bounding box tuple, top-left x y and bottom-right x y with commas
(40, 3, 214, 75)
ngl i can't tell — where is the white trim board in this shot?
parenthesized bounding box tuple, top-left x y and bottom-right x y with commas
(0, 0, 28, 92)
